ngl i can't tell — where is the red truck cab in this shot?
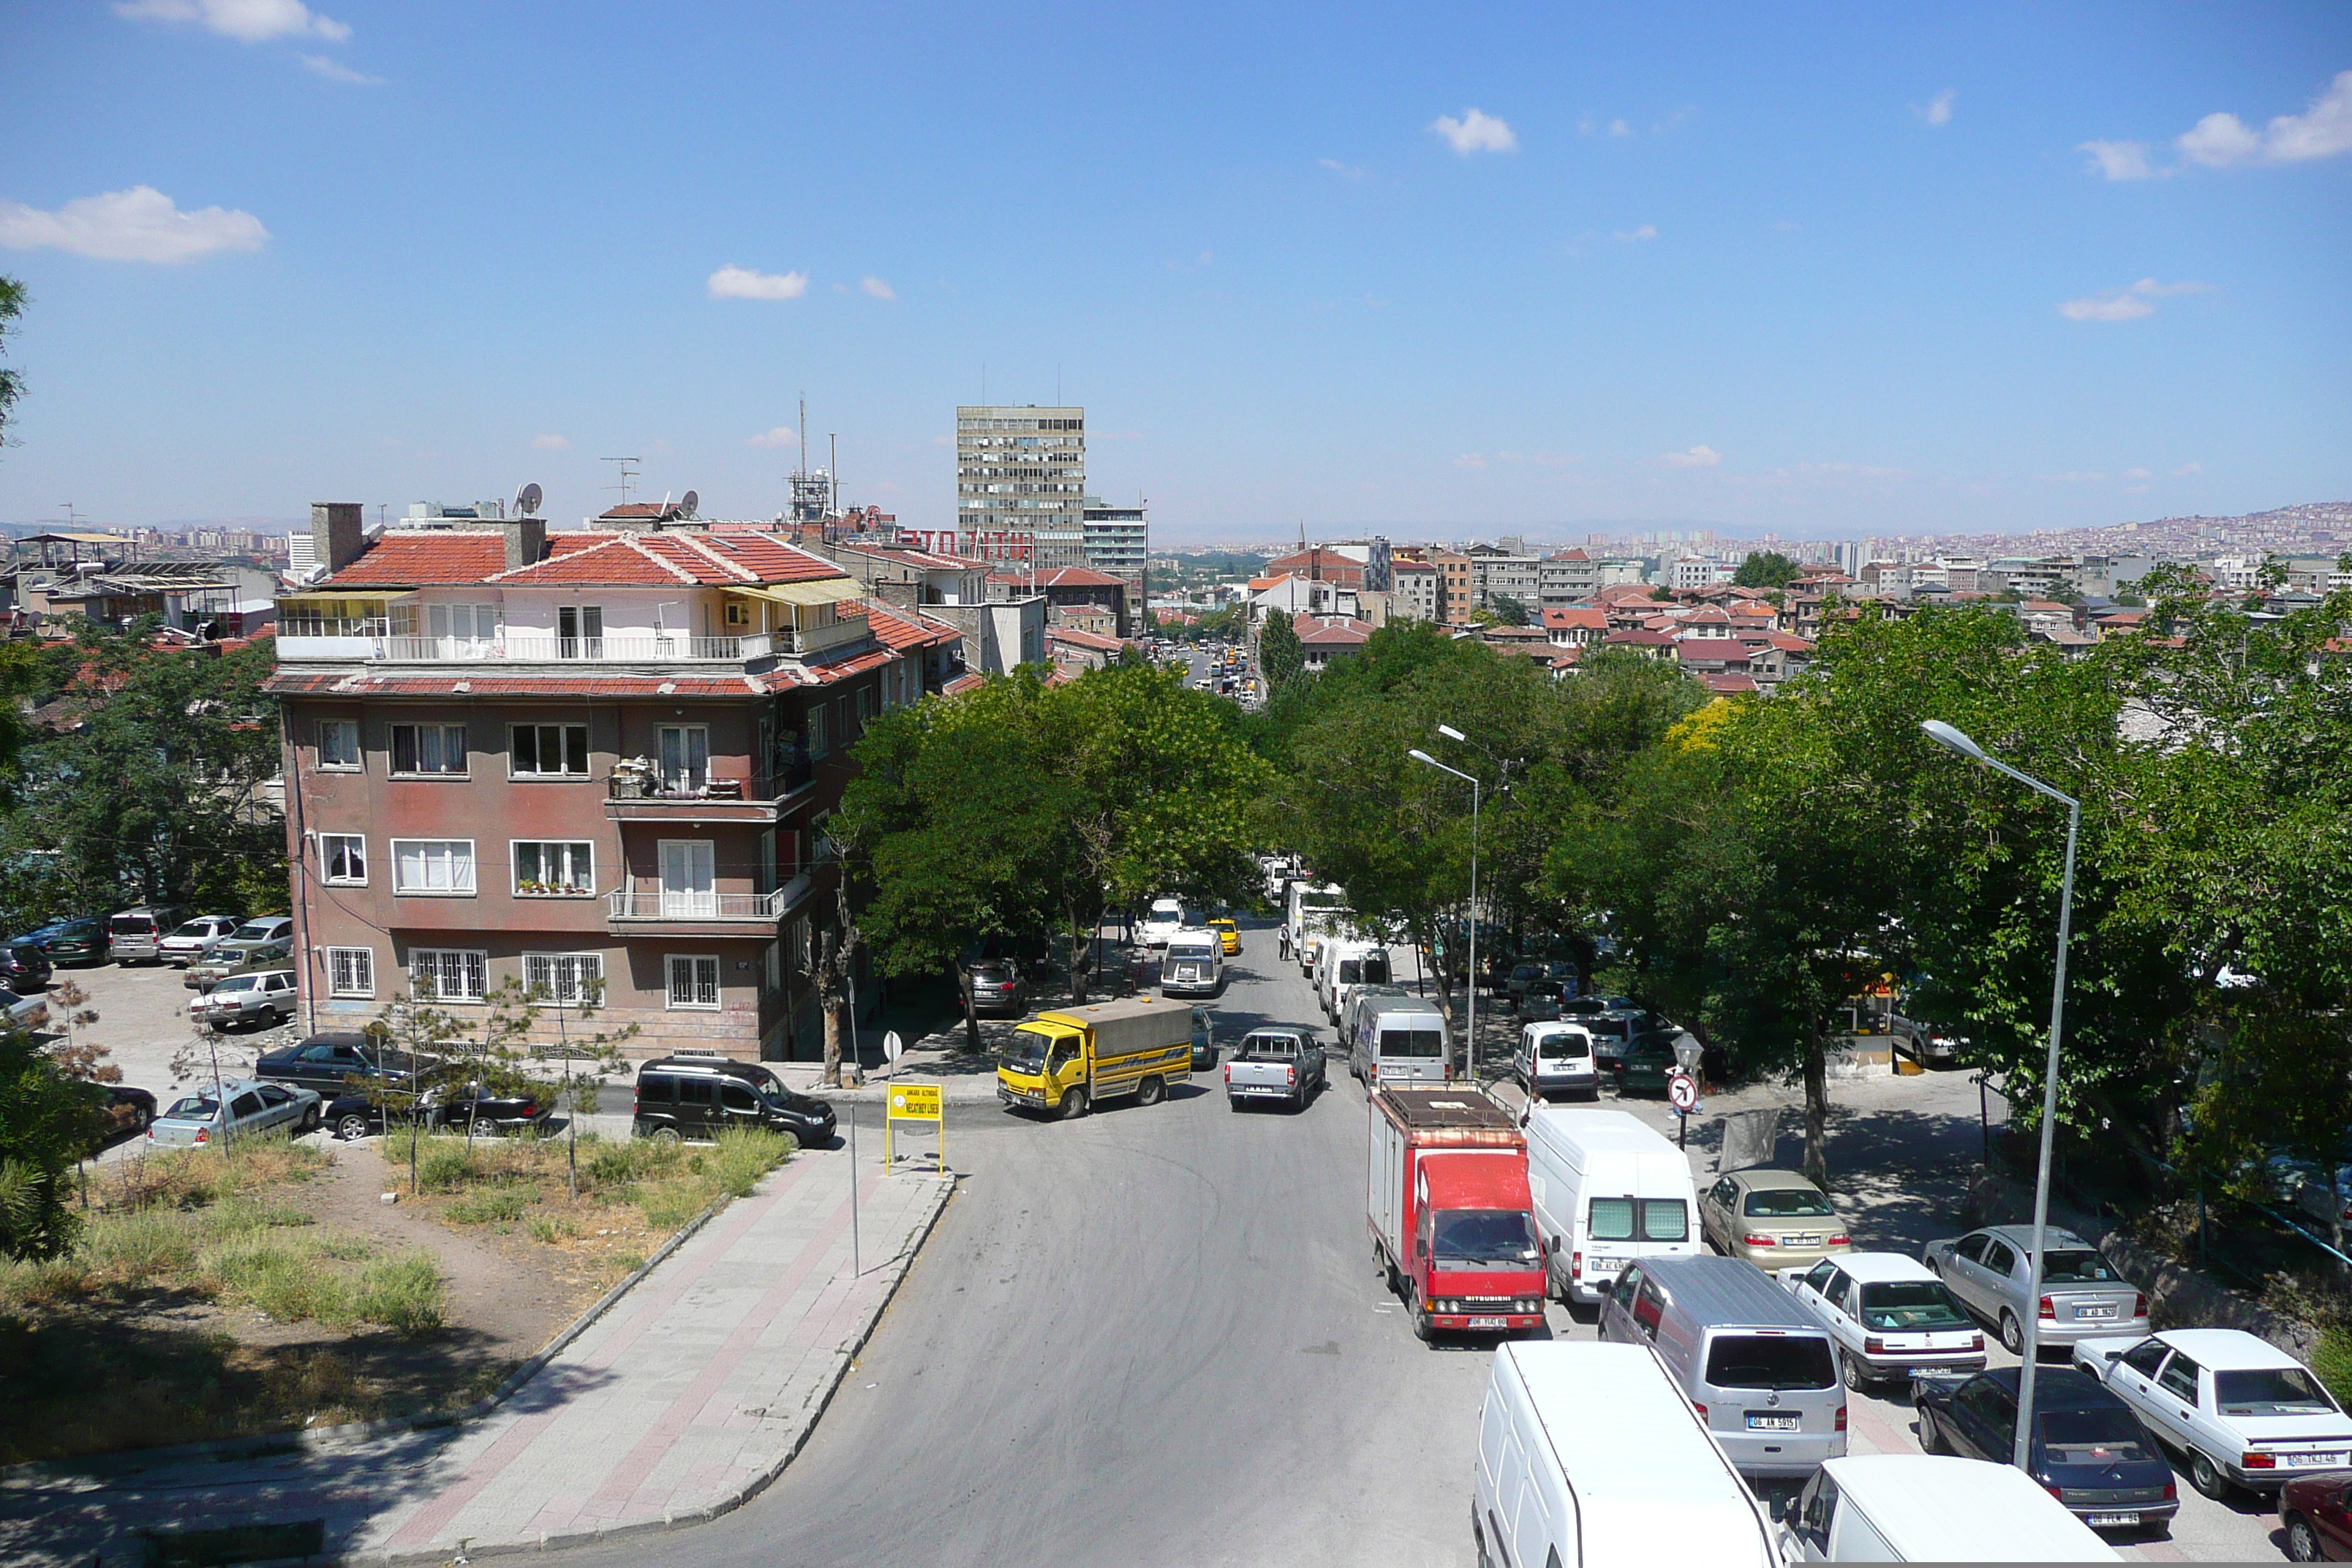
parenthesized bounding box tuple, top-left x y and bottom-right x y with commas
(1369, 1088, 1547, 1340)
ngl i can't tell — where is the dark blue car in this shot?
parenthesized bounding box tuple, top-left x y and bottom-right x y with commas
(1914, 1365, 2179, 1535)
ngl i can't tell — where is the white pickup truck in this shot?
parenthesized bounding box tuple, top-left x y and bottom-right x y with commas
(1222, 1028, 1324, 1113)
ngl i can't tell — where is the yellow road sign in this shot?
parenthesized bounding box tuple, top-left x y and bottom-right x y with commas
(884, 1081, 945, 1172)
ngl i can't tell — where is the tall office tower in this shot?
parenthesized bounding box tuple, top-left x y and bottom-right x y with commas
(957, 405, 1088, 570)
(1081, 496, 1148, 610)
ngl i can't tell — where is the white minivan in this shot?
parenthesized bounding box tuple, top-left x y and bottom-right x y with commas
(1523, 1107, 1701, 1305)
(1779, 1453, 2117, 1561)
(1316, 937, 1391, 1022)
(1159, 928, 1223, 998)
(1349, 995, 1451, 1087)
(1474, 1341, 1777, 1568)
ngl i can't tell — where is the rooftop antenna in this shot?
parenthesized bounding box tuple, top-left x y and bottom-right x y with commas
(829, 434, 838, 520)
(601, 456, 641, 509)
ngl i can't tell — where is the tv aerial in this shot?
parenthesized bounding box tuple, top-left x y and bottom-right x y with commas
(514, 482, 543, 517)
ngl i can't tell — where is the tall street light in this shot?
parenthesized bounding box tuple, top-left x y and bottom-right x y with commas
(1922, 718, 2079, 1477)
(1409, 746, 1480, 1080)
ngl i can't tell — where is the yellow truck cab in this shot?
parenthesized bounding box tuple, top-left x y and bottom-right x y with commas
(998, 995, 1194, 1119)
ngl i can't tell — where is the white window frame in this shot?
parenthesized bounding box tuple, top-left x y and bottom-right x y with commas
(319, 832, 367, 886)
(522, 951, 606, 1008)
(665, 953, 721, 1011)
(389, 723, 469, 777)
(317, 719, 361, 770)
(325, 946, 375, 998)
(511, 840, 596, 898)
(411, 947, 487, 1003)
(509, 722, 590, 779)
(391, 838, 477, 896)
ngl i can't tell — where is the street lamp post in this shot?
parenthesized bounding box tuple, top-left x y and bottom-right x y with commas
(1408, 746, 1480, 1080)
(1921, 719, 2080, 1477)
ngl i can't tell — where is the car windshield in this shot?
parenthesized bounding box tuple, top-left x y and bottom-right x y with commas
(170, 921, 213, 938)
(2039, 1250, 2120, 1284)
(1167, 944, 1214, 961)
(1705, 1334, 1837, 1391)
(164, 1096, 219, 1120)
(1432, 1208, 1539, 1268)
(1148, 902, 1183, 921)
(1383, 1026, 1444, 1058)
(2038, 1408, 2155, 1465)
(1537, 1033, 1589, 1060)
(1858, 1281, 1970, 1331)
(212, 976, 256, 993)
(1004, 1027, 1052, 1074)
(108, 916, 152, 934)
(231, 922, 275, 941)
(1744, 1187, 1836, 1218)
(2215, 1368, 2337, 1416)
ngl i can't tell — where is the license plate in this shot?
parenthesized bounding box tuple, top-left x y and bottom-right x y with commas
(1746, 1414, 1801, 1431)
(2288, 1452, 2346, 1468)
(1469, 1316, 1509, 1329)
(1913, 1367, 1956, 1377)
(2076, 1303, 2117, 1319)
(1588, 1259, 1626, 1274)
(2087, 1513, 2141, 1529)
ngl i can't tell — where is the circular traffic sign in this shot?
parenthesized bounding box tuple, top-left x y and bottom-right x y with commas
(1667, 1071, 1700, 1112)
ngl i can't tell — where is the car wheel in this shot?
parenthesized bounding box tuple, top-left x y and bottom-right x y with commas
(647, 1124, 682, 1144)
(1999, 1311, 2024, 1356)
(336, 1112, 371, 1141)
(2187, 1449, 2234, 1501)
(1842, 1350, 1872, 1392)
(2287, 1514, 2323, 1562)
(1137, 1075, 1165, 1107)
(1411, 1290, 1433, 1342)
(299, 1104, 320, 1132)
(1061, 1087, 1089, 1120)
(1917, 1407, 1945, 1455)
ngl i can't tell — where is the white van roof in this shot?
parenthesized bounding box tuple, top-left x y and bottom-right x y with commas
(1821, 1454, 2117, 1561)
(1526, 1106, 1681, 1156)
(1501, 1342, 1775, 1567)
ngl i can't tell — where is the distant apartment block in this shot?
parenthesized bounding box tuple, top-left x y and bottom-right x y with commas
(957, 405, 1087, 571)
(1392, 558, 1439, 621)
(1080, 497, 1147, 606)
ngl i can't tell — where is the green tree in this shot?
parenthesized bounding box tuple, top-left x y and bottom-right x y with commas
(1733, 551, 1800, 589)
(0, 1023, 99, 1259)
(1259, 608, 1305, 687)
(0, 275, 24, 453)
(1485, 594, 1531, 627)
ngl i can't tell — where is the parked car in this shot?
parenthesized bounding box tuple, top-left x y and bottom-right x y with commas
(1224, 1028, 1323, 1112)
(1612, 1033, 1681, 1095)
(962, 960, 1027, 1018)
(1701, 1169, 1852, 1273)
(1923, 1225, 2148, 1354)
(1515, 979, 1569, 1022)
(105, 905, 183, 965)
(215, 915, 295, 960)
(1778, 1251, 1986, 1390)
(148, 1077, 321, 1146)
(186, 937, 293, 990)
(1208, 918, 1241, 956)
(0, 984, 49, 1033)
(36, 917, 108, 967)
(326, 1078, 548, 1142)
(1505, 960, 1579, 1005)
(157, 913, 243, 967)
(1780, 1452, 2124, 1562)
(189, 968, 299, 1030)
(2073, 1327, 2352, 1501)
(1189, 1006, 1217, 1072)
(1135, 897, 1190, 949)
(2280, 1470, 2352, 1562)
(94, 1084, 158, 1142)
(1511, 1021, 1599, 1102)
(0, 941, 51, 992)
(633, 1055, 837, 1145)
(257, 1032, 440, 1096)
(1912, 1365, 2179, 1534)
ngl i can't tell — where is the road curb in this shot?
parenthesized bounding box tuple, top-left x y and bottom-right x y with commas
(347, 1173, 960, 1567)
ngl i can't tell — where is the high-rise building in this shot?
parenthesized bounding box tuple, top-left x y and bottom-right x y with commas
(957, 405, 1087, 570)
(1080, 497, 1147, 608)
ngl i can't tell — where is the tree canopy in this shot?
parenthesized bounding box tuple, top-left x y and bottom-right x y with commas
(1259, 608, 1305, 687)
(1733, 550, 1800, 589)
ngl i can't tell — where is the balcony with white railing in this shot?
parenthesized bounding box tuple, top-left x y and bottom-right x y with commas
(605, 880, 809, 925)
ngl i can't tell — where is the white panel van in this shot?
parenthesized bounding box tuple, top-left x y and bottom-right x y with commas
(1474, 1341, 1776, 1568)
(1350, 995, 1452, 1087)
(1779, 1453, 2118, 1561)
(1523, 1107, 1701, 1305)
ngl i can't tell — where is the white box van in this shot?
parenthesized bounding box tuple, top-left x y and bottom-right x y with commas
(1349, 995, 1452, 1087)
(1284, 881, 1344, 960)
(1523, 1107, 1700, 1305)
(1316, 937, 1392, 1022)
(1780, 1453, 2118, 1561)
(1159, 929, 1223, 998)
(1474, 1341, 1777, 1568)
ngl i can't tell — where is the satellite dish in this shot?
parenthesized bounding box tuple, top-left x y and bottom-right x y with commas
(679, 489, 699, 519)
(515, 483, 543, 516)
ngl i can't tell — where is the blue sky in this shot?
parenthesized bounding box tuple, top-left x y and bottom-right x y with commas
(1, 1, 2347, 543)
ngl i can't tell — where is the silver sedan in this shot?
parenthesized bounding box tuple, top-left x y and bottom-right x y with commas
(149, 1077, 321, 1147)
(1921, 1224, 2147, 1354)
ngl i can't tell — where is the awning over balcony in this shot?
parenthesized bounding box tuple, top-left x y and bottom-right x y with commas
(737, 580, 861, 608)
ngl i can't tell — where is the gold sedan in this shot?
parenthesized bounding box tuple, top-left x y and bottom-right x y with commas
(1208, 918, 1241, 956)
(1700, 1168, 1852, 1273)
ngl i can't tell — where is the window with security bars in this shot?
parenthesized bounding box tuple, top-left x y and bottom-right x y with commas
(666, 954, 720, 1011)
(412, 948, 486, 1003)
(523, 952, 604, 1007)
(326, 946, 374, 998)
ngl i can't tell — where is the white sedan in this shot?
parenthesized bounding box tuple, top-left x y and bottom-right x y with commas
(2072, 1327, 2352, 1500)
(1779, 1251, 1987, 1390)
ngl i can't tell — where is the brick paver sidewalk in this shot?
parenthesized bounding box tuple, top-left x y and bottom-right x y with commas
(1, 1142, 954, 1568)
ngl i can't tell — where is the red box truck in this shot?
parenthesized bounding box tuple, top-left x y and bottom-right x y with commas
(1368, 1086, 1547, 1341)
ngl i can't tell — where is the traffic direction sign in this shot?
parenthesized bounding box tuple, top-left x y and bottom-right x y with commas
(1667, 1071, 1700, 1112)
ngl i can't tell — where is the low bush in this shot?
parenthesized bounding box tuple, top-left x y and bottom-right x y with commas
(416, 1139, 483, 1191)
(354, 1253, 445, 1336)
(200, 1233, 355, 1325)
(708, 1128, 794, 1199)
(445, 1186, 534, 1225)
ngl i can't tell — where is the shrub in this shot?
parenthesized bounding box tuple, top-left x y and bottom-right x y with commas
(709, 1128, 794, 1199)
(416, 1139, 482, 1192)
(445, 1187, 532, 1225)
(638, 1189, 702, 1230)
(354, 1253, 444, 1337)
(200, 1234, 354, 1325)
(527, 1215, 576, 1244)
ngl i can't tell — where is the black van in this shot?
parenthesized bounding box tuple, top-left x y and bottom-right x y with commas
(632, 1055, 837, 1147)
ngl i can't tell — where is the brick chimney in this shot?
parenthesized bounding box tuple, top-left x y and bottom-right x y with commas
(502, 517, 546, 570)
(311, 502, 365, 575)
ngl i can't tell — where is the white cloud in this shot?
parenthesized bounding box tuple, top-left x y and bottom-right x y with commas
(1608, 118, 1632, 139)
(0, 185, 267, 263)
(707, 264, 807, 301)
(1915, 88, 1956, 126)
(1431, 108, 1518, 155)
(2077, 139, 2155, 180)
(2046, 472, 2108, 483)
(299, 53, 378, 83)
(1318, 157, 1368, 179)
(529, 433, 571, 451)
(860, 276, 895, 300)
(1613, 224, 1656, 242)
(1452, 453, 1489, 470)
(2059, 277, 2211, 322)
(2176, 70, 2352, 167)
(116, 0, 349, 42)
(747, 427, 799, 449)
(1659, 445, 1722, 469)
(2122, 466, 2153, 480)
(2172, 461, 2203, 477)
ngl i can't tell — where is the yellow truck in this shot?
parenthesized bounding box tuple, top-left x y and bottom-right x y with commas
(997, 995, 1194, 1119)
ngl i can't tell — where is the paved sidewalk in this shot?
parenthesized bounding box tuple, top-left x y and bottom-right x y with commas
(3, 1142, 954, 1568)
